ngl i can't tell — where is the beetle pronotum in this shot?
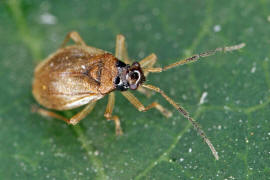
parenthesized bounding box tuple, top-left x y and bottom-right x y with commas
(32, 31, 245, 160)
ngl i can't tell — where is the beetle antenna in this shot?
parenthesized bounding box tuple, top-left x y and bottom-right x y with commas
(142, 84, 219, 160)
(143, 43, 245, 73)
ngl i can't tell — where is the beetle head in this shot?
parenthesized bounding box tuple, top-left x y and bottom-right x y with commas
(115, 61, 145, 91)
(127, 62, 145, 90)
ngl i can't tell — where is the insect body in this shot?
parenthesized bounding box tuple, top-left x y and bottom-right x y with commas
(32, 31, 245, 160)
(33, 48, 117, 110)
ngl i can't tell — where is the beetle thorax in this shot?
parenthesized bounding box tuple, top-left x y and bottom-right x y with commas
(114, 61, 145, 91)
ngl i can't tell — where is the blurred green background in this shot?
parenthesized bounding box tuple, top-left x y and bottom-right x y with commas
(1, 0, 269, 179)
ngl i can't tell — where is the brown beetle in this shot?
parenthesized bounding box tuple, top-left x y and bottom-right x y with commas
(32, 31, 245, 160)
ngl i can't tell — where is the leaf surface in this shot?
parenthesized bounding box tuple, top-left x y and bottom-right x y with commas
(1, 0, 269, 179)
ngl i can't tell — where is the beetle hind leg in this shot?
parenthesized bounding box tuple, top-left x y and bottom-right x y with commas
(32, 101, 96, 125)
(32, 105, 70, 123)
(104, 92, 123, 135)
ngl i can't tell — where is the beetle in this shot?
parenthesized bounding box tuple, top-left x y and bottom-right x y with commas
(32, 31, 245, 160)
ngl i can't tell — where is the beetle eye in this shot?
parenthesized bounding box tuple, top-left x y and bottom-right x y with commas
(115, 76, 120, 85)
(131, 72, 139, 80)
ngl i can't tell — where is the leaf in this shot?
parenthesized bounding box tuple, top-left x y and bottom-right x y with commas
(1, 0, 269, 179)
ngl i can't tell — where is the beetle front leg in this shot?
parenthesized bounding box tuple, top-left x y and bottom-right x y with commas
(137, 53, 158, 97)
(115, 34, 131, 64)
(139, 53, 157, 77)
(121, 91, 172, 118)
(104, 92, 123, 135)
(61, 31, 87, 48)
(32, 101, 96, 125)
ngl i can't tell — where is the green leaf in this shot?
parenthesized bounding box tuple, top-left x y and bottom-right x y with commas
(1, 0, 269, 179)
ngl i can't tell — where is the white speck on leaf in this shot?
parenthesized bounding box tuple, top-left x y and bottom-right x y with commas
(199, 92, 208, 105)
(54, 152, 66, 158)
(188, 148, 192, 153)
(144, 123, 149, 128)
(251, 63, 256, 73)
(182, 94, 187, 100)
(94, 150, 99, 156)
(213, 25, 221, 32)
(40, 13, 57, 25)
(251, 67, 256, 73)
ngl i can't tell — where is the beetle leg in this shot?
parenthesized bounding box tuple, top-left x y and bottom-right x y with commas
(104, 92, 123, 135)
(140, 53, 157, 77)
(61, 31, 87, 48)
(32, 101, 96, 125)
(136, 53, 159, 97)
(115, 34, 131, 64)
(121, 91, 172, 118)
